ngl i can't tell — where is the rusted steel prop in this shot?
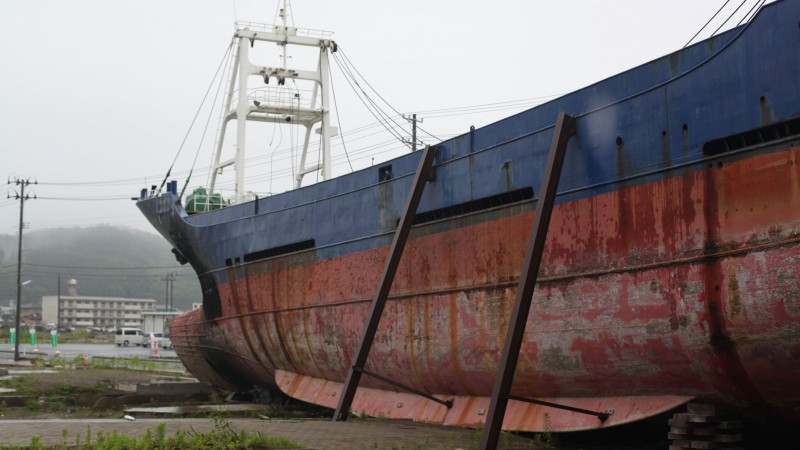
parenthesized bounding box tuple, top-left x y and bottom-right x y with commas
(480, 112, 578, 449)
(334, 144, 439, 421)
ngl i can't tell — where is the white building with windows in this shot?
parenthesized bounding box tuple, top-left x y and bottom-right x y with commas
(41, 279, 156, 329)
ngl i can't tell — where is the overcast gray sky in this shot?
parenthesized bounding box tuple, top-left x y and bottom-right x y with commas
(0, 0, 769, 236)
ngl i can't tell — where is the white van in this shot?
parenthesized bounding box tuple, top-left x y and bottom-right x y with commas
(115, 328, 144, 347)
(143, 332, 172, 349)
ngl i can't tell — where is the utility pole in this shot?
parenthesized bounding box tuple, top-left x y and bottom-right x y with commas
(162, 274, 168, 311)
(162, 272, 176, 311)
(402, 113, 423, 152)
(57, 274, 61, 329)
(169, 271, 175, 311)
(8, 176, 36, 361)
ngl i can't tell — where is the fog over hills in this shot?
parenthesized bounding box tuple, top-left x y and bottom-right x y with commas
(0, 226, 199, 311)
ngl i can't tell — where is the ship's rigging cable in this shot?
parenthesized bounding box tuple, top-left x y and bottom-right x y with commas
(267, 123, 284, 195)
(710, 0, 749, 37)
(29, 91, 561, 195)
(316, 129, 322, 184)
(329, 60, 354, 172)
(330, 51, 407, 146)
(242, 138, 403, 186)
(737, 0, 767, 26)
(577, 2, 765, 123)
(155, 40, 234, 198)
(334, 46, 441, 141)
(685, 0, 764, 47)
(34, 93, 552, 192)
(182, 41, 234, 199)
(289, 78, 298, 183)
(684, 0, 732, 47)
(29, 90, 554, 199)
(265, 100, 286, 195)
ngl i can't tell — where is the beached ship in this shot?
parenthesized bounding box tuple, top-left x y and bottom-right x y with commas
(138, 0, 800, 433)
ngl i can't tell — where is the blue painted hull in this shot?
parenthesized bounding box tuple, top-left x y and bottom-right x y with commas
(138, 0, 800, 430)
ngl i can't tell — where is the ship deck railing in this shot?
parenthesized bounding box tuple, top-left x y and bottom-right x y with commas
(234, 21, 334, 39)
(230, 86, 318, 112)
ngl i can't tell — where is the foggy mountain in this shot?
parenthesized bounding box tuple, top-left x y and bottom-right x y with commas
(0, 226, 199, 311)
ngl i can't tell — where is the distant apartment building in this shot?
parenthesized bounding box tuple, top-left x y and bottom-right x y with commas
(41, 279, 155, 329)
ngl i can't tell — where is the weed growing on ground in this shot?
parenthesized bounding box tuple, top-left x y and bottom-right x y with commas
(0, 375, 27, 394)
(1, 417, 305, 450)
(541, 412, 558, 447)
(51, 355, 169, 373)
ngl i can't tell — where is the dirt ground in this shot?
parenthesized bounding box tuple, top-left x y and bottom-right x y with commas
(0, 365, 200, 420)
(1, 365, 795, 449)
(0, 365, 547, 449)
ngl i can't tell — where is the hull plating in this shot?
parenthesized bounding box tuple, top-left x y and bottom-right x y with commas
(141, 0, 800, 432)
(170, 144, 800, 429)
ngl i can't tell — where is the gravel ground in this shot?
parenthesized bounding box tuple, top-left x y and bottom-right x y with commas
(0, 364, 794, 449)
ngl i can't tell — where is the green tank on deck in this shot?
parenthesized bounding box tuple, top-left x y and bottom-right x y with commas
(185, 187, 225, 214)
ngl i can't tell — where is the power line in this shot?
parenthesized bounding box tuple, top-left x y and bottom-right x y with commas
(23, 263, 193, 271)
(36, 196, 132, 201)
(22, 91, 559, 194)
(17, 269, 194, 280)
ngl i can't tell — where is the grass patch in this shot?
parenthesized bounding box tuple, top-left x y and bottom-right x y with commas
(0, 418, 304, 449)
(43, 355, 172, 373)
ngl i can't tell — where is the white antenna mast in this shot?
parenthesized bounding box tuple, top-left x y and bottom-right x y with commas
(280, 0, 288, 70)
(207, 0, 338, 203)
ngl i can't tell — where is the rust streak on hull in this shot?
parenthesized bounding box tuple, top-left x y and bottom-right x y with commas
(169, 145, 800, 429)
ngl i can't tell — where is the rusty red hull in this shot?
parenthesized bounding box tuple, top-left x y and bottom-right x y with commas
(138, 1, 800, 432)
(169, 144, 800, 430)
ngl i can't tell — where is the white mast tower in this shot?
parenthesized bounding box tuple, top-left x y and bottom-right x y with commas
(208, 0, 337, 203)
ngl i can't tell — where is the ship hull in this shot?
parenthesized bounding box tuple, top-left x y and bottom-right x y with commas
(140, 0, 800, 432)
(166, 142, 800, 430)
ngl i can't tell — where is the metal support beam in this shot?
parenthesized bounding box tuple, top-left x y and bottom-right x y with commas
(506, 394, 612, 420)
(479, 112, 575, 449)
(333, 144, 438, 422)
(360, 368, 453, 408)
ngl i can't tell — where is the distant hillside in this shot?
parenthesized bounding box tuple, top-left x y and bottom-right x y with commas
(0, 226, 199, 311)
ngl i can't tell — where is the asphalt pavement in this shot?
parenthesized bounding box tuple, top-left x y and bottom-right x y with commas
(0, 342, 178, 361)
